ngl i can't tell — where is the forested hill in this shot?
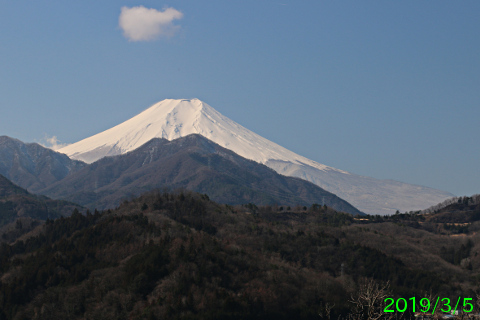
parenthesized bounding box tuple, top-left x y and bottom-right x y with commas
(421, 194, 480, 224)
(1, 190, 477, 319)
(0, 174, 82, 229)
(0, 173, 29, 198)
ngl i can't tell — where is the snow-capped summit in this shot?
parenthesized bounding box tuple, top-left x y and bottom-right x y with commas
(58, 98, 453, 215)
(59, 98, 342, 172)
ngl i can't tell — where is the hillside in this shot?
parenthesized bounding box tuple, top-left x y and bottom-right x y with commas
(0, 173, 29, 198)
(41, 134, 363, 215)
(0, 174, 82, 241)
(2, 190, 476, 319)
(0, 136, 86, 193)
(422, 194, 480, 225)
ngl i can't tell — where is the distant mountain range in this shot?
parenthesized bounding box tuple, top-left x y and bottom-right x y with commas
(57, 98, 453, 215)
(0, 136, 85, 193)
(0, 135, 361, 215)
(40, 134, 363, 214)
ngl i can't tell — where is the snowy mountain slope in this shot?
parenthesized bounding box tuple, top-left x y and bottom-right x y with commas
(58, 98, 453, 214)
(59, 99, 342, 172)
(266, 160, 452, 215)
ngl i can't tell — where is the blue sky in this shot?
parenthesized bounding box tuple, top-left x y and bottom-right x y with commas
(1, 1, 479, 197)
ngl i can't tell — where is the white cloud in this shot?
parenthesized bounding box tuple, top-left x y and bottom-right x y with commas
(40, 135, 70, 151)
(119, 6, 184, 41)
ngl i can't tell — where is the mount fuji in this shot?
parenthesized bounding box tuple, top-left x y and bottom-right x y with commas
(58, 98, 453, 215)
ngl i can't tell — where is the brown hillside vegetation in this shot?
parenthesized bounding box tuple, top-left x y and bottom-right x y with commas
(0, 174, 82, 238)
(1, 191, 480, 319)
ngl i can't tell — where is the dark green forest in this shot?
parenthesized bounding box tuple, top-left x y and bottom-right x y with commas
(1, 191, 480, 319)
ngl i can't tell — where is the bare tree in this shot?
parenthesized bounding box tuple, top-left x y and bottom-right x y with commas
(348, 278, 398, 320)
(318, 302, 335, 319)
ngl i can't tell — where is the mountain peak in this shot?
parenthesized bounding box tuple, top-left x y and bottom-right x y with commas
(57, 98, 453, 214)
(58, 98, 335, 172)
(58, 98, 208, 163)
(150, 98, 204, 111)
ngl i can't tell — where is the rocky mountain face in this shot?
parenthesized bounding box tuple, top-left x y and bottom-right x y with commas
(0, 136, 85, 193)
(42, 134, 363, 215)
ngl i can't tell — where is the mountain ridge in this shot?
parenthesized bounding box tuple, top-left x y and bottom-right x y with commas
(44, 134, 363, 215)
(57, 98, 453, 215)
(58, 99, 342, 174)
(0, 136, 86, 193)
